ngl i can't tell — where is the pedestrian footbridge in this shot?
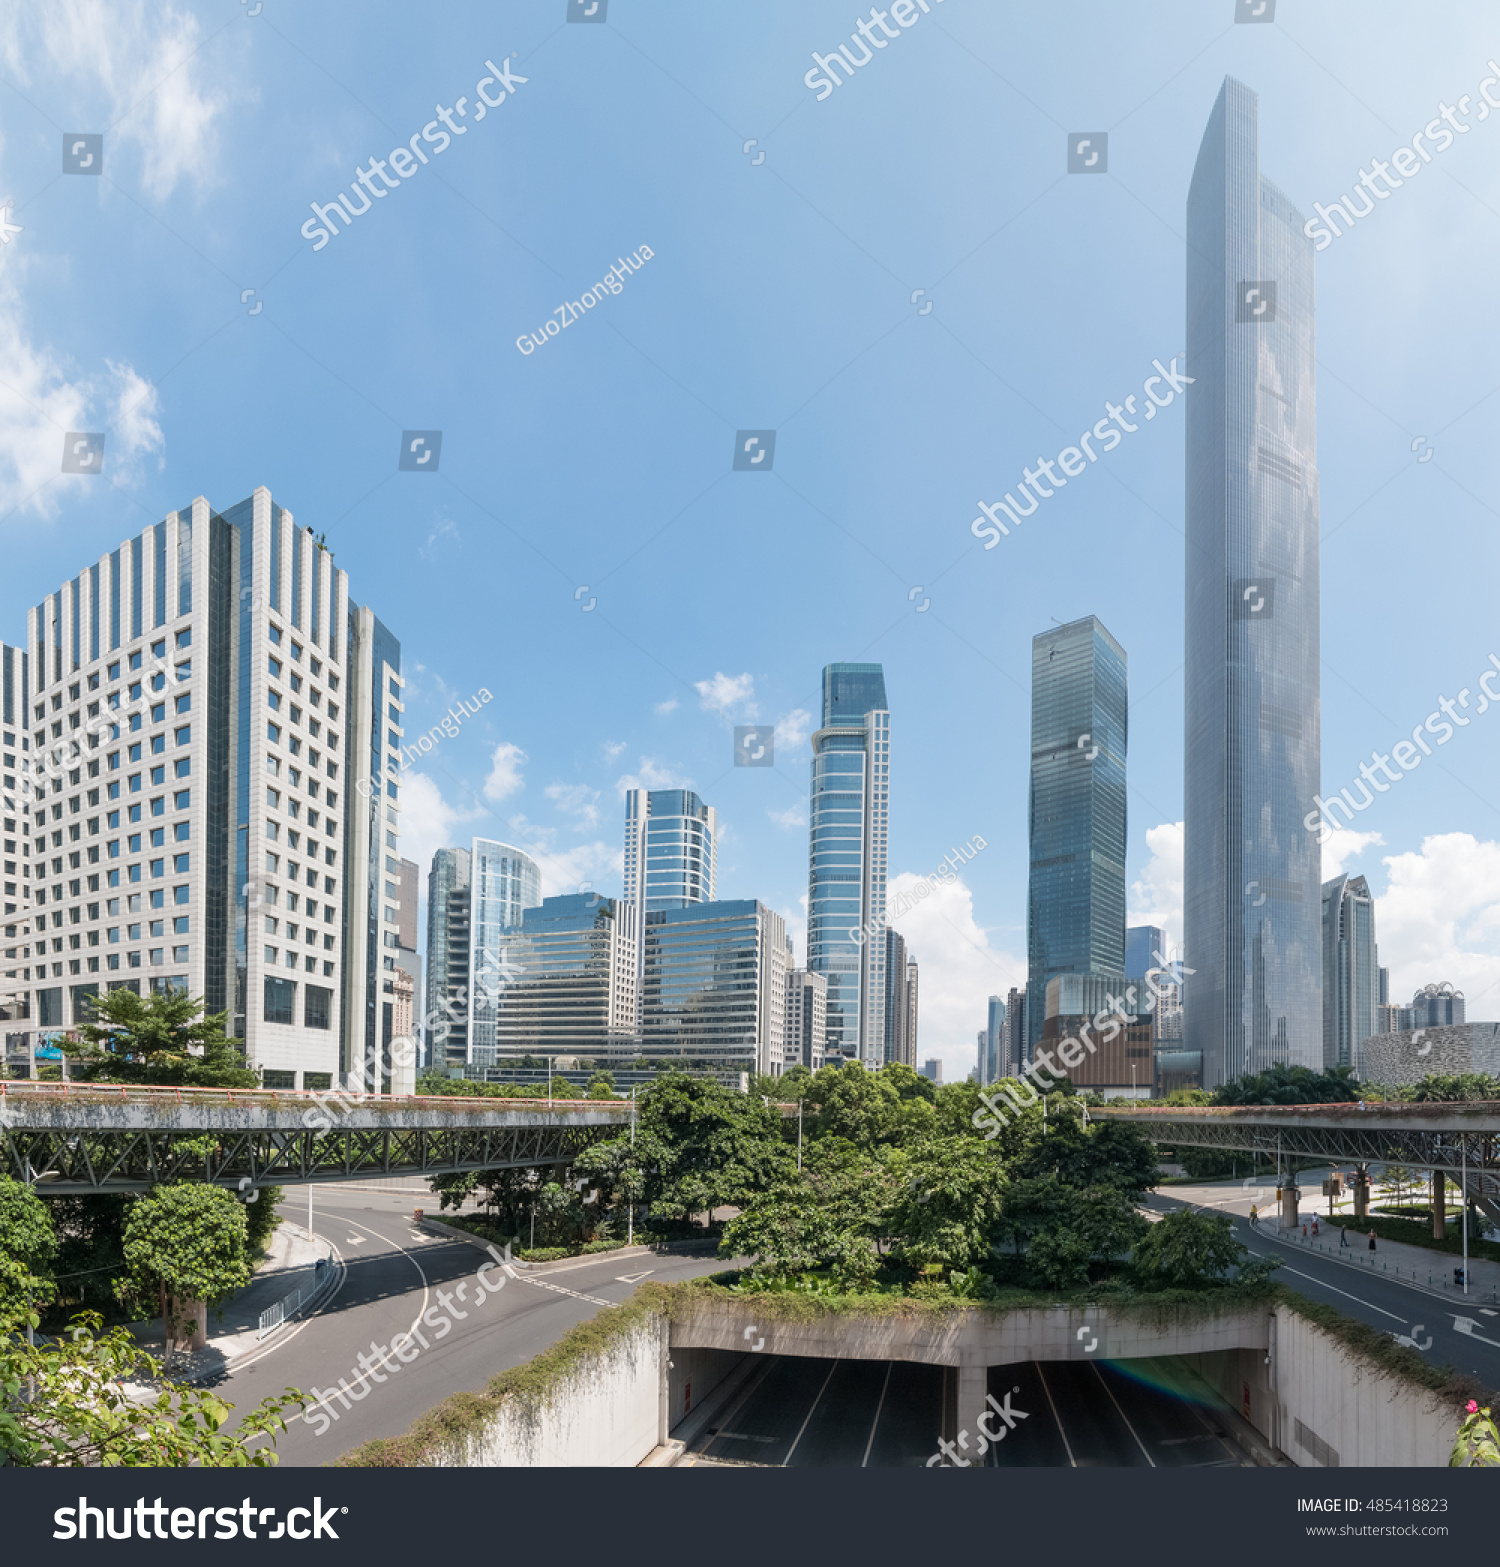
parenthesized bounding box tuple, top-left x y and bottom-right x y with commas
(0, 1080, 631, 1193)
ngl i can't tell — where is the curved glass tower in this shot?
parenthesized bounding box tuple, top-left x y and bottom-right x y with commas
(1183, 77, 1322, 1088)
(467, 837, 542, 1065)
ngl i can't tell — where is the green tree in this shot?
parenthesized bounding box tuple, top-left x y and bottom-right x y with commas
(720, 1180, 856, 1278)
(1406, 1073, 1500, 1103)
(1017, 1115, 1159, 1197)
(887, 1137, 1007, 1273)
(1026, 1227, 1092, 1289)
(116, 1185, 252, 1356)
(63, 989, 257, 1088)
(803, 1061, 935, 1148)
(585, 1070, 618, 1100)
(0, 1310, 301, 1466)
(1213, 1062, 1359, 1106)
(1131, 1207, 1259, 1288)
(0, 1175, 58, 1312)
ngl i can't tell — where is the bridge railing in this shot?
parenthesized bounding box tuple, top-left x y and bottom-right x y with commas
(0, 1078, 623, 1114)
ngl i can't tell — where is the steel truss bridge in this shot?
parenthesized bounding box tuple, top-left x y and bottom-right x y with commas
(1099, 1101, 1500, 1220)
(0, 1081, 632, 1194)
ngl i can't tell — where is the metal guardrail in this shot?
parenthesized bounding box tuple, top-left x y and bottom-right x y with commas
(257, 1254, 336, 1340)
(0, 1079, 616, 1113)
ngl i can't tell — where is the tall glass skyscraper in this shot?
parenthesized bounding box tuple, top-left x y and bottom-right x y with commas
(1322, 872, 1376, 1071)
(1184, 77, 1322, 1087)
(1025, 617, 1127, 1053)
(622, 789, 717, 915)
(807, 662, 889, 1066)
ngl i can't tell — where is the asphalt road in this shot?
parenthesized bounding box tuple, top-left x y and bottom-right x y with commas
(222, 1187, 727, 1465)
(1147, 1183, 1500, 1391)
(685, 1353, 1247, 1467)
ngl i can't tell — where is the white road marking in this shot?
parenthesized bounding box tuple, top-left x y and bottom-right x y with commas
(1090, 1360, 1155, 1467)
(1034, 1361, 1077, 1468)
(616, 1270, 654, 1284)
(782, 1362, 838, 1467)
(861, 1363, 893, 1468)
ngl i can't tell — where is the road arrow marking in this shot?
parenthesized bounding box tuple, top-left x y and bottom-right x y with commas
(1453, 1316, 1500, 1348)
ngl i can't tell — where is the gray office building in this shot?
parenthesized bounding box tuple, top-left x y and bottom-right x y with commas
(1025, 617, 1127, 1052)
(1322, 873, 1377, 1071)
(979, 994, 1004, 1084)
(1125, 925, 1165, 986)
(1183, 77, 1322, 1087)
(425, 846, 471, 1067)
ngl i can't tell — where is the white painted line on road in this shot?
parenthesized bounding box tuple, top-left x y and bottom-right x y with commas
(229, 1241, 349, 1382)
(1034, 1362, 1076, 1468)
(782, 1362, 838, 1468)
(616, 1270, 654, 1284)
(861, 1363, 893, 1468)
(1453, 1316, 1500, 1348)
(1248, 1252, 1408, 1323)
(519, 1275, 612, 1308)
(1090, 1360, 1155, 1467)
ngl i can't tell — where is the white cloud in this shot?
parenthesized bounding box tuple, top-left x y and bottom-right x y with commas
(396, 772, 485, 891)
(1128, 821, 1183, 958)
(768, 804, 806, 830)
(0, 1, 234, 200)
(419, 517, 460, 560)
(654, 697, 679, 717)
(546, 781, 601, 831)
(775, 707, 814, 753)
(1321, 828, 1384, 881)
(502, 821, 622, 902)
(602, 739, 628, 762)
(615, 756, 692, 798)
(482, 741, 526, 802)
(0, 282, 164, 519)
(695, 671, 757, 719)
(1375, 834, 1500, 1015)
(887, 871, 1023, 1085)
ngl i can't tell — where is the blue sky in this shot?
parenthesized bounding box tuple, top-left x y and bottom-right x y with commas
(4, 0, 1500, 1081)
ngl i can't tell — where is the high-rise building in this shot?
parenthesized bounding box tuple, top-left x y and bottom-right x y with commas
(1, 491, 399, 1092)
(1125, 925, 1165, 986)
(883, 925, 912, 1065)
(1410, 983, 1464, 1028)
(1001, 985, 1026, 1075)
(786, 965, 827, 1072)
(905, 956, 919, 1063)
(384, 854, 422, 1075)
(1322, 873, 1377, 1071)
(1, 646, 35, 1037)
(467, 838, 542, 1066)
(641, 898, 787, 1075)
(806, 662, 889, 1066)
(979, 994, 1004, 1084)
(975, 1028, 986, 1079)
(1025, 617, 1127, 1052)
(921, 1056, 942, 1084)
(425, 846, 471, 1067)
(1183, 77, 1322, 1088)
(622, 788, 717, 914)
(1378, 966, 1389, 1007)
(491, 891, 637, 1068)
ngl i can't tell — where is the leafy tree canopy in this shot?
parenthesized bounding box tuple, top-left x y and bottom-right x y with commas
(1405, 1073, 1500, 1103)
(116, 1184, 251, 1335)
(1213, 1062, 1359, 1107)
(0, 1174, 58, 1312)
(1131, 1207, 1265, 1288)
(63, 989, 257, 1089)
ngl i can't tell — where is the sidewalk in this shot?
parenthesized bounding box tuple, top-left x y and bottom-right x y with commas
(1250, 1215, 1500, 1307)
(128, 1219, 338, 1383)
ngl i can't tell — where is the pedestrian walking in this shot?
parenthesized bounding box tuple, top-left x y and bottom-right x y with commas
(1339, 1226, 1349, 1248)
(1368, 1229, 1377, 1252)
(1302, 1223, 1308, 1238)
(1312, 1218, 1319, 1238)
(1249, 1205, 1258, 1228)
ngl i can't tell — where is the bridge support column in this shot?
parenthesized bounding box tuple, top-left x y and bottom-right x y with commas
(1279, 1182, 1299, 1230)
(1432, 1170, 1446, 1240)
(1352, 1168, 1369, 1221)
